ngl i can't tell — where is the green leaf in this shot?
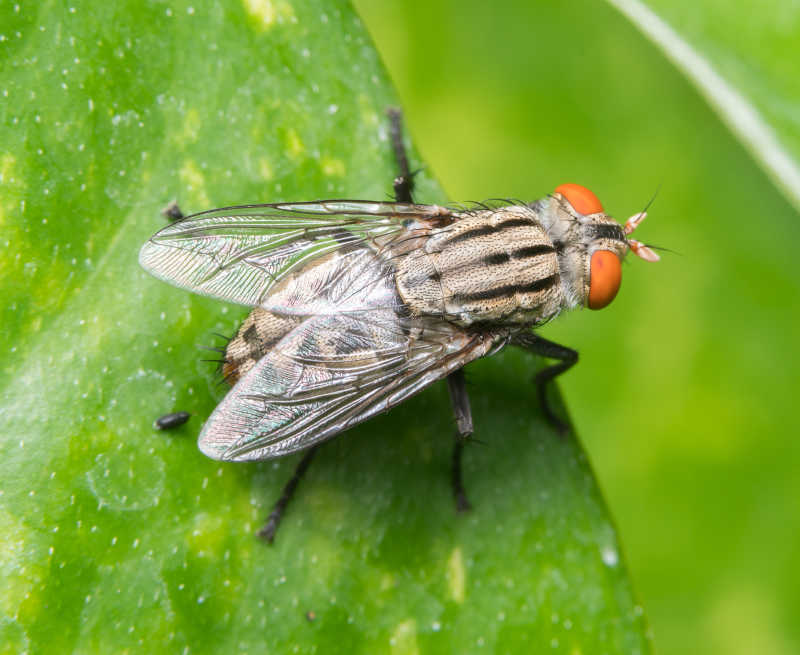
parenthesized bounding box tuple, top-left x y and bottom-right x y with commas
(1, 1, 648, 653)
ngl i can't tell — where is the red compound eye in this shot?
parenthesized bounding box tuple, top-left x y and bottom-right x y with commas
(555, 183, 604, 215)
(588, 250, 622, 310)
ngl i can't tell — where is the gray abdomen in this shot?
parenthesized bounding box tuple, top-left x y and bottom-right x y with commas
(395, 207, 561, 326)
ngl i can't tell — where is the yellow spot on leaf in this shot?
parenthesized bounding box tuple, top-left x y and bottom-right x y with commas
(188, 512, 227, 553)
(181, 108, 201, 144)
(243, 0, 295, 30)
(244, 0, 275, 27)
(0, 508, 46, 619)
(0, 153, 16, 184)
(179, 160, 210, 207)
(0, 153, 19, 225)
(321, 156, 345, 177)
(259, 157, 274, 181)
(359, 94, 380, 127)
(390, 619, 419, 655)
(447, 546, 466, 603)
(285, 128, 305, 160)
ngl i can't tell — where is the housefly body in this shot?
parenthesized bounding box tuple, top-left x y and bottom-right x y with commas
(140, 109, 658, 541)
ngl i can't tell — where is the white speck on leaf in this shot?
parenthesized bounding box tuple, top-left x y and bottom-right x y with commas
(602, 545, 619, 567)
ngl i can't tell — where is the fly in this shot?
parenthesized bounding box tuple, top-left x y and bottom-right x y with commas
(139, 109, 658, 541)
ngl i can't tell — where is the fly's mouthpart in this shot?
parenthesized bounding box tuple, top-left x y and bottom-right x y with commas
(623, 211, 659, 262)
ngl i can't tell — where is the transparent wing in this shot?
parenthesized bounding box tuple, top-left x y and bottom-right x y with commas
(198, 312, 504, 461)
(139, 200, 446, 308)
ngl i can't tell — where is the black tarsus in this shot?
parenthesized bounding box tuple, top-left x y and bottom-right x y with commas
(257, 446, 319, 543)
(387, 107, 417, 204)
(451, 440, 471, 512)
(154, 411, 191, 430)
(161, 200, 185, 221)
(447, 369, 474, 512)
(447, 368, 473, 438)
(511, 332, 578, 436)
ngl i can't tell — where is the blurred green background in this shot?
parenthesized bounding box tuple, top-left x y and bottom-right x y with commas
(355, 1, 800, 654)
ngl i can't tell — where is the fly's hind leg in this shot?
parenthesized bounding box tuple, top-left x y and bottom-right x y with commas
(257, 445, 319, 543)
(447, 368, 474, 512)
(386, 107, 417, 204)
(224, 308, 315, 544)
(512, 332, 578, 435)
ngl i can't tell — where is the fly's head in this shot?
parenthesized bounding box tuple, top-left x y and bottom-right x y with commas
(533, 183, 659, 311)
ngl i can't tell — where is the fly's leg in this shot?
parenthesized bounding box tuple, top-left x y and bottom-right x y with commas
(512, 332, 578, 436)
(387, 108, 472, 509)
(161, 200, 185, 221)
(257, 445, 319, 543)
(447, 369, 473, 512)
(387, 107, 416, 204)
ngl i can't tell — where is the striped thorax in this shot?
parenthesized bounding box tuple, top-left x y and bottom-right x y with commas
(394, 184, 655, 328)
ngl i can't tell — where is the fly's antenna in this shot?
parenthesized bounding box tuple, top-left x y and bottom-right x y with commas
(628, 237, 660, 262)
(641, 184, 661, 214)
(642, 243, 679, 255)
(624, 186, 662, 262)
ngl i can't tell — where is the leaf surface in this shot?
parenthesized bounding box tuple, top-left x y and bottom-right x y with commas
(0, 1, 649, 653)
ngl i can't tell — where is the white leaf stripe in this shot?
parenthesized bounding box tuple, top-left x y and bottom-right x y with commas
(607, 0, 800, 212)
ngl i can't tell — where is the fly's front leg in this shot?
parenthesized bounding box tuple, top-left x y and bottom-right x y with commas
(447, 368, 473, 512)
(257, 445, 319, 543)
(512, 332, 578, 436)
(386, 107, 416, 204)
